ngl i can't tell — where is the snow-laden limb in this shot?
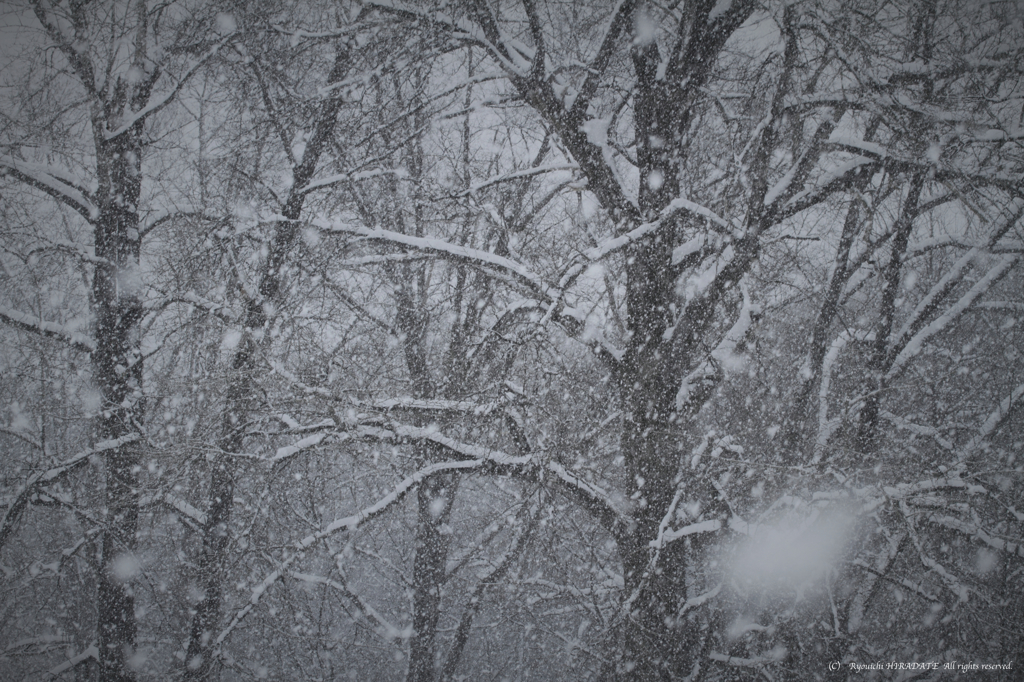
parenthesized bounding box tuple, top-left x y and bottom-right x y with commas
(103, 34, 236, 140)
(710, 280, 758, 367)
(26, 238, 113, 267)
(46, 644, 97, 678)
(857, 476, 983, 514)
(307, 217, 554, 299)
(674, 283, 758, 414)
(0, 435, 139, 551)
(962, 382, 1024, 456)
(826, 131, 888, 159)
(893, 232, 997, 346)
(139, 208, 223, 238)
(270, 432, 328, 462)
(346, 419, 628, 536)
(0, 305, 95, 353)
(880, 412, 954, 451)
(922, 513, 1024, 559)
(364, 0, 529, 79)
(139, 492, 208, 527)
(0, 635, 71, 660)
(0, 155, 98, 221)
(289, 570, 410, 642)
(679, 583, 723, 616)
(458, 163, 578, 197)
(211, 459, 483, 650)
(300, 167, 408, 194)
(366, 396, 508, 415)
(367, 423, 530, 467)
(783, 157, 876, 217)
(582, 196, 734, 263)
(886, 255, 1019, 380)
(651, 487, 686, 554)
(656, 519, 723, 546)
(811, 329, 873, 464)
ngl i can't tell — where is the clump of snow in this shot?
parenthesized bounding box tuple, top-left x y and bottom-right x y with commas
(215, 13, 237, 35)
(221, 329, 242, 351)
(581, 117, 610, 147)
(429, 496, 447, 519)
(112, 553, 140, 581)
(301, 226, 320, 247)
(634, 11, 658, 46)
(728, 507, 853, 594)
(708, 0, 735, 21)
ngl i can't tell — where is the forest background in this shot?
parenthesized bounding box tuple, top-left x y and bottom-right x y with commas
(0, 0, 1022, 680)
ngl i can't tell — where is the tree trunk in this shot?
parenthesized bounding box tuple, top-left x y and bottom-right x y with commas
(182, 46, 350, 680)
(93, 133, 145, 682)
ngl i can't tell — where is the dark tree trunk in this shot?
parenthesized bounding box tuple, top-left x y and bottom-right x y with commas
(93, 132, 146, 682)
(182, 46, 350, 680)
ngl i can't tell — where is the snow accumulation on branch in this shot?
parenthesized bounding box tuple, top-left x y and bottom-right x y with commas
(0, 155, 99, 221)
(103, 33, 236, 141)
(585, 198, 733, 261)
(886, 254, 1018, 380)
(0, 435, 140, 551)
(812, 329, 873, 464)
(267, 360, 517, 422)
(709, 651, 785, 668)
(963, 382, 1024, 456)
(306, 217, 555, 298)
(0, 306, 96, 353)
(656, 519, 723, 546)
(139, 492, 208, 527)
(458, 163, 578, 197)
(27, 238, 113, 268)
(328, 417, 627, 536)
(300, 167, 408, 194)
(46, 645, 98, 678)
(212, 459, 483, 650)
(364, 0, 529, 78)
(289, 570, 410, 642)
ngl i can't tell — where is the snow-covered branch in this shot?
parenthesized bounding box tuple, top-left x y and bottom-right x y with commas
(886, 255, 1019, 380)
(0, 305, 95, 353)
(212, 459, 483, 650)
(103, 34, 236, 140)
(0, 435, 140, 551)
(0, 156, 98, 222)
(289, 570, 410, 642)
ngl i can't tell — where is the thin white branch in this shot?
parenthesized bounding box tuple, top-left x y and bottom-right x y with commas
(0, 305, 96, 353)
(104, 34, 236, 140)
(46, 644, 97, 678)
(0, 435, 139, 550)
(212, 459, 482, 649)
(887, 255, 1018, 380)
(289, 570, 410, 641)
(459, 163, 577, 197)
(963, 382, 1024, 455)
(0, 155, 98, 220)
